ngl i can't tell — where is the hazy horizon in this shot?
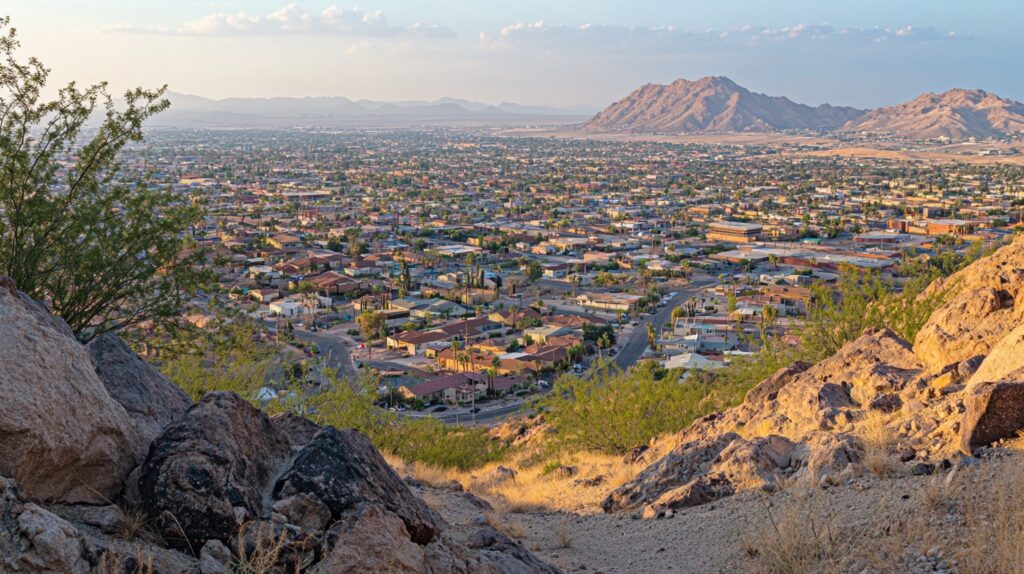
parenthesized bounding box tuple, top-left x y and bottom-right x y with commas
(6, 1, 1023, 109)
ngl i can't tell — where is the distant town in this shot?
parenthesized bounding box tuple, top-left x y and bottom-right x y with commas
(124, 127, 1023, 424)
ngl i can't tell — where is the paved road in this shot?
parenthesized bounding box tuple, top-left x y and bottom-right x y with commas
(614, 278, 716, 370)
(293, 328, 358, 380)
(430, 401, 534, 425)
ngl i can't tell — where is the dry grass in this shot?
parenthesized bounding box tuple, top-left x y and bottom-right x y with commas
(465, 450, 652, 514)
(856, 411, 900, 478)
(555, 520, 574, 549)
(117, 504, 155, 541)
(742, 491, 843, 574)
(96, 546, 154, 574)
(485, 512, 527, 539)
(234, 522, 291, 574)
(386, 444, 668, 515)
(407, 461, 461, 488)
(960, 459, 1024, 573)
(918, 467, 957, 513)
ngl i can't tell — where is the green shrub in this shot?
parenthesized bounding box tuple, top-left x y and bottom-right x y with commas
(537, 360, 742, 455)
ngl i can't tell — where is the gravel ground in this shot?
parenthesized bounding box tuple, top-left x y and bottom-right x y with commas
(420, 449, 1024, 574)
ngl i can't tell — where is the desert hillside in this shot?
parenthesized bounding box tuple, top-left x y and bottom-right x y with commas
(582, 76, 865, 134)
(0, 278, 557, 574)
(841, 88, 1024, 139)
(584, 78, 1024, 140)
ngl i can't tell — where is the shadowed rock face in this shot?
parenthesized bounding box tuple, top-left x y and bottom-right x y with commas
(0, 280, 141, 504)
(274, 427, 443, 545)
(88, 332, 193, 447)
(138, 392, 293, 550)
(961, 381, 1024, 454)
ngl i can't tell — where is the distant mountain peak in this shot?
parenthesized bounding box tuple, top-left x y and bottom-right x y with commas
(583, 76, 865, 134)
(841, 87, 1024, 139)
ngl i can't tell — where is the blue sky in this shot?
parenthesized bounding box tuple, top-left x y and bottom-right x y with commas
(5, 1, 1021, 108)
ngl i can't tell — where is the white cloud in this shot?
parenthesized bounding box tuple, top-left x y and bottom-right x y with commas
(479, 21, 959, 52)
(109, 4, 455, 38)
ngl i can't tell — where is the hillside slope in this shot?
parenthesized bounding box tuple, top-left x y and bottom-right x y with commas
(582, 76, 865, 133)
(841, 89, 1024, 139)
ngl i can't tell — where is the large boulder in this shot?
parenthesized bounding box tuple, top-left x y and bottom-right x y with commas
(967, 322, 1024, 389)
(786, 329, 921, 412)
(602, 433, 740, 513)
(743, 361, 812, 405)
(270, 411, 323, 448)
(313, 506, 559, 574)
(138, 392, 293, 550)
(311, 506, 426, 574)
(0, 280, 141, 504)
(273, 427, 443, 545)
(914, 234, 1024, 371)
(88, 332, 193, 447)
(960, 380, 1024, 454)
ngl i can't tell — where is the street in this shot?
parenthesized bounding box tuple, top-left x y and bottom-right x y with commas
(613, 277, 716, 370)
(293, 328, 358, 381)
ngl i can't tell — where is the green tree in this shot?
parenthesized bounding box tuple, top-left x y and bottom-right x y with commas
(357, 309, 386, 341)
(726, 291, 739, 313)
(0, 19, 206, 340)
(525, 259, 543, 283)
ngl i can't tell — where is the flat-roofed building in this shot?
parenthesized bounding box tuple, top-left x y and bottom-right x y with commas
(706, 221, 763, 244)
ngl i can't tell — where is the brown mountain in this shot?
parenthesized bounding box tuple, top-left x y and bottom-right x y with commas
(840, 88, 1024, 139)
(583, 76, 866, 133)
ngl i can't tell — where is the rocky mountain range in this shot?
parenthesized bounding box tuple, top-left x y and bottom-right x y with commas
(583, 76, 865, 134)
(583, 76, 1024, 140)
(839, 88, 1024, 139)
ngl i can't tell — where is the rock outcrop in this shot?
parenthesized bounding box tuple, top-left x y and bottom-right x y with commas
(605, 329, 953, 516)
(0, 279, 558, 572)
(607, 235, 1024, 517)
(88, 332, 193, 447)
(914, 233, 1024, 372)
(0, 281, 141, 504)
(961, 381, 1024, 454)
(274, 427, 443, 544)
(138, 391, 294, 550)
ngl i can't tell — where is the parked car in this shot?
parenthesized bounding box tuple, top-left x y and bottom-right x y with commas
(469, 407, 481, 414)
(433, 405, 448, 412)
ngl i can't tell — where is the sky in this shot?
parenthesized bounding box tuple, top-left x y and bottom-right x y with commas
(4, 1, 1022, 109)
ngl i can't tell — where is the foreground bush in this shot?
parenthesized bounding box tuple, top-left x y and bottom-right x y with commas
(537, 360, 753, 455)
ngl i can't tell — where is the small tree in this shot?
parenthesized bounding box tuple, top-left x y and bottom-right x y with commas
(357, 309, 386, 341)
(0, 18, 206, 340)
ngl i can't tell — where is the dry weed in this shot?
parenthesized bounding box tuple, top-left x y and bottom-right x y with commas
(97, 546, 154, 574)
(486, 512, 527, 539)
(555, 520, 574, 549)
(234, 522, 290, 574)
(857, 411, 900, 478)
(960, 459, 1024, 572)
